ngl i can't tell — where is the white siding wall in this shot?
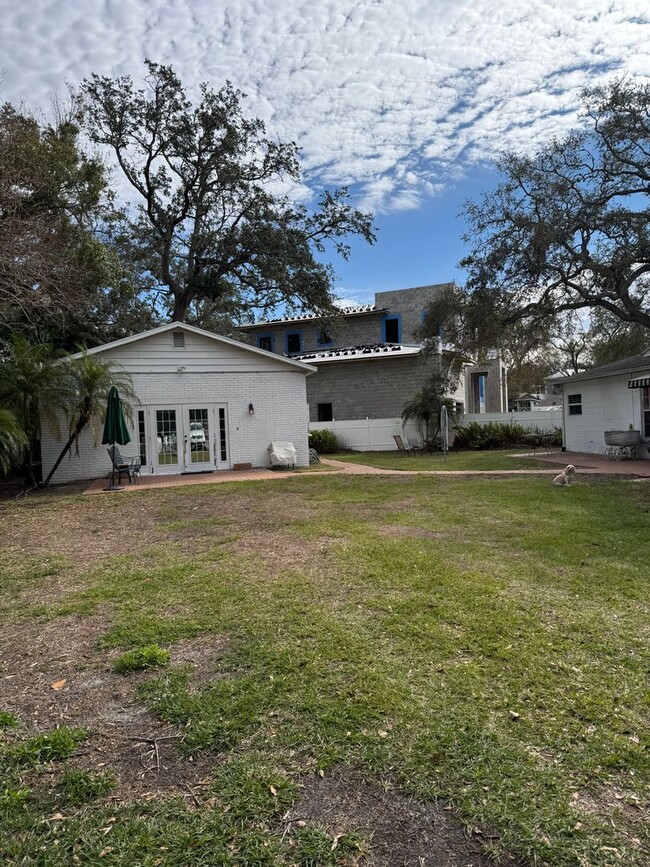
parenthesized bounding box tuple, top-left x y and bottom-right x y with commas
(562, 373, 649, 456)
(41, 330, 312, 484)
(98, 329, 302, 374)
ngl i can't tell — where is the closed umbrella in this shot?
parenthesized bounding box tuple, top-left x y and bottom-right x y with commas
(440, 404, 449, 461)
(102, 386, 131, 490)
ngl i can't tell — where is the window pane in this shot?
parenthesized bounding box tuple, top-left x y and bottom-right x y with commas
(138, 411, 147, 466)
(568, 393, 582, 415)
(317, 403, 333, 422)
(219, 408, 227, 462)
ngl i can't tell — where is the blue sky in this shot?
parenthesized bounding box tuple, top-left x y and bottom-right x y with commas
(2, 0, 649, 307)
(325, 165, 502, 303)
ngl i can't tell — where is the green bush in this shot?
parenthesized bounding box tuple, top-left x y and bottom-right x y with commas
(308, 429, 339, 454)
(0, 711, 18, 729)
(113, 643, 170, 673)
(454, 422, 562, 450)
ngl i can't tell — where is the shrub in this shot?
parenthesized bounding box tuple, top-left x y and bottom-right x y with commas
(308, 429, 339, 454)
(113, 644, 170, 673)
(0, 711, 18, 728)
(454, 422, 561, 450)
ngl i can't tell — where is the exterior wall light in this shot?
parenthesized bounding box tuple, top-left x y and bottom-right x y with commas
(248, 403, 255, 415)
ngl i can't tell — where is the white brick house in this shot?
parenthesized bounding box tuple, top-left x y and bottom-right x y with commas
(553, 349, 650, 457)
(40, 323, 316, 484)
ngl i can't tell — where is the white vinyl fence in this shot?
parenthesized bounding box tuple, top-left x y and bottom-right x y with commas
(462, 409, 562, 430)
(310, 408, 563, 452)
(309, 418, 422, 452)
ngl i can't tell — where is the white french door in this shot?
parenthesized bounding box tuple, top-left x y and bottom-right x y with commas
(184, 406, 213, 472)
(152, 406, 181, 474)
(145, 405, 229, 474)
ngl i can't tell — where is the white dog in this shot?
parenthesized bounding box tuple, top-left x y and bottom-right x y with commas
(553, 464, 576, 486)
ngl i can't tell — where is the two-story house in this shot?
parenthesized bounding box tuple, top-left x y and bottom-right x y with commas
(239, 284, 507, 424)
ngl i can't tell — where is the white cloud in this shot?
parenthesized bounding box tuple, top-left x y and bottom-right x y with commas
(2, 0, 649, 212)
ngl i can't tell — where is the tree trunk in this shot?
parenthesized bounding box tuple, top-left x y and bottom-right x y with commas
(42, 423, 84, 487)
(172, 291, 192, 322)
(21, 446, 37, 488)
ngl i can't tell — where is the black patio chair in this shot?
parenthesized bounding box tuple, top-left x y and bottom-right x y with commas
(107, 447, 142, 484)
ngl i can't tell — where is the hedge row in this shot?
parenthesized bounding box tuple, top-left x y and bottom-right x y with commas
(454, 421, 562, 450)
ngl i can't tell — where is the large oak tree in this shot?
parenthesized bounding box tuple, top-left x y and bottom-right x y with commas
(79, 62, 375, 325)
(0, 104, 122, 344)
(426, 79, 650, 358)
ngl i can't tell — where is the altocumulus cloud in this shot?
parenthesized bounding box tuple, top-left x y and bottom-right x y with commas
(3, 0, 649, 212)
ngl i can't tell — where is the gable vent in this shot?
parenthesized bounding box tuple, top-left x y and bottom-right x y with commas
(172, 331, 185, 348)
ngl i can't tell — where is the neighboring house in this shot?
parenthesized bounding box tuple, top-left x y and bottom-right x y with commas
(552, 349, 650, 457)
(513, 393, 561, 412)
(463, 355, 508, 415)
(40, 322, 316, 484)
(238, 284, 507, 421)
(514, 394, 542, 412)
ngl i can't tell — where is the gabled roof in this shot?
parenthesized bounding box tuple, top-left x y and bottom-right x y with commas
(553, 348, 650, 386)
(71, 322, 318, 374)
(293, 342, 422, 363)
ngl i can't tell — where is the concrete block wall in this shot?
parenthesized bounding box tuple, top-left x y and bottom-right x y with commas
(464, 357, 508, 413)
(40, 370, 311, 484)
(306, 354, 440, 421)
(375, 283, 453, 344)
(240, 284, 454, 354)
(241, 312, 386, 355)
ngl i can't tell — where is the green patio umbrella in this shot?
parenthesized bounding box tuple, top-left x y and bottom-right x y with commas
(102, 386, 131, 490)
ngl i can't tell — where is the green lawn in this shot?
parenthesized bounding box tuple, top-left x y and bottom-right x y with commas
(0, 474, 648, 865)
(327, 448, 545, 471)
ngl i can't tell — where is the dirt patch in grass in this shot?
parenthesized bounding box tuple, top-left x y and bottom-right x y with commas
(0, 487, 334, 608)
(0, 613, 228, 802)
(170, 635, 231, 686)
(287, 767, 510, 867)
(572, 785, 648, 824)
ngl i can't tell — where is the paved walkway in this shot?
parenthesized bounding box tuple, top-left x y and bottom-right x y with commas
(83, 449, 650, 494)
(321, 453, 650, 477)
(512, 450, 650, 477)
(84, 466, 295, 494)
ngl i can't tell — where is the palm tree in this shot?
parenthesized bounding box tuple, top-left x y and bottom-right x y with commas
(42, 353, 135, 487)
(0, 409, 28, 475)
(0, 336, 63, 485)
(401, 377, 460, 448)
